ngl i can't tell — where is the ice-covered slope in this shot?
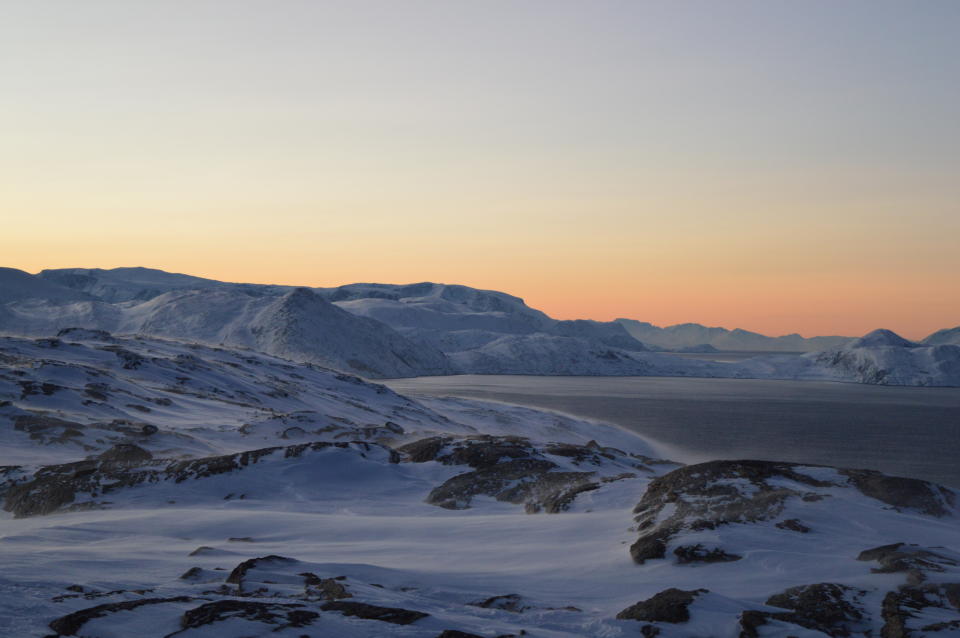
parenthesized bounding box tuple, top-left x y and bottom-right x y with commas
(616, 318, 852, 352)
(1, 333, 958, 637)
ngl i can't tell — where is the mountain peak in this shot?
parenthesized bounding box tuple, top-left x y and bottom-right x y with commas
(849, 329, 916, 349)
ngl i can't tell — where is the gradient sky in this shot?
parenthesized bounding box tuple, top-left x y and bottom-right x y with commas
(2, 1, 958, 339)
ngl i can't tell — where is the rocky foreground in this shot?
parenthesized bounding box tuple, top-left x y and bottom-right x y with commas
(1, 332, 958, 636)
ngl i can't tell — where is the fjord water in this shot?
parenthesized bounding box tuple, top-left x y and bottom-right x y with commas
(385, 376, 960, 488)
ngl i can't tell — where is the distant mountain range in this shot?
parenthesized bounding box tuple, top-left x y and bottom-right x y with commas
(615, 318, 851, 352)
(1, 266, 958, 385)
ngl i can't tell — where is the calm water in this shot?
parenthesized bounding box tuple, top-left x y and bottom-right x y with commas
(384, 376, 960, 488)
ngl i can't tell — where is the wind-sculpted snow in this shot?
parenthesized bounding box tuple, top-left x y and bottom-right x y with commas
(2, 334, 959, 636)
(0, 332, 464, 466)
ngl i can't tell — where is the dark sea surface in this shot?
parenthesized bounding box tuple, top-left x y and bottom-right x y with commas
(384, 375, 960, 488)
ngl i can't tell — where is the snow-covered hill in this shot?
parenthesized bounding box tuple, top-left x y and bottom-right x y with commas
(924, 326, 960, 346)
(1, 333, 958, 637)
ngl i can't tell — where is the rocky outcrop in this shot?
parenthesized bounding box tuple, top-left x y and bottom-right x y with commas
(319, 600, 429, 625)
(3, 441, 394, 518)
(616, 588, 708, 623)
(177, 600, 319, 633)
(841, 469, 955, 517)
(629, 460, 957, 565)
(97, 443, 152, 463)
(881, 583, 960, 637)
(411, 435, 643, 513)
(48, 596, 193, 636)
(858, 542, 959, 584)
(764, 583, 869, 637)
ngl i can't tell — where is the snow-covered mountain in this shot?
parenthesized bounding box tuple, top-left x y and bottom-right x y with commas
(737, 328, 960, 386)
(328, 281, 649, 351)
(126, 287, 452, 378)
(0, 270, 664, 378)
(1, 333, 958, 637)
(616, 318, 852, 352)
(3, 267, 959, 385)
(0, 269, 451, 378)
(39, 266, 292, 303)
(0, 267, 92, 304)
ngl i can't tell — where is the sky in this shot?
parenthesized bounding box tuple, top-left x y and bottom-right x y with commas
(2, 1, 958, 339)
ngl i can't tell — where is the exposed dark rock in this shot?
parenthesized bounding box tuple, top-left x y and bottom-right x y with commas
(225, 555, 298, 587)
(427, 457, 599, 513)
(629, 531, 672, 563)
(99, 345, 147, 369)
(3, 441, 392, 518)
(472, 593, 528, 613)
(48, 596, 193, 636)
(881, 583, 960, 637)
(841, 469, 954, 517)
(320, 600, 429, 625)
(435, 631, 486, 638)
(857, 542, 958, 583)
(57, 328, 115, 342)
(738, 609, 767, 638)
(616, 588, 708, 623)
(18, 381, 62, 399)
(280, 426, 306, 439)
(765, 583, 868, 637)
(673, 543, 741, 564)
(179, 567, 203, 581)
(178, 600, 317, 632)
(629, 459, 955, 566)
(775, 518, 811, 533)
(439, 436, 534, 469)
(397, 436, 448, 462)
(410, 435, 644, 513)
(188, 546, 215, 556)
(629, 460, 825, 564)
(98, 443, 152, 463)
(301, 573, 352, 600)
(13, 414, 84, 437)
(383, 420, 404, 434)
